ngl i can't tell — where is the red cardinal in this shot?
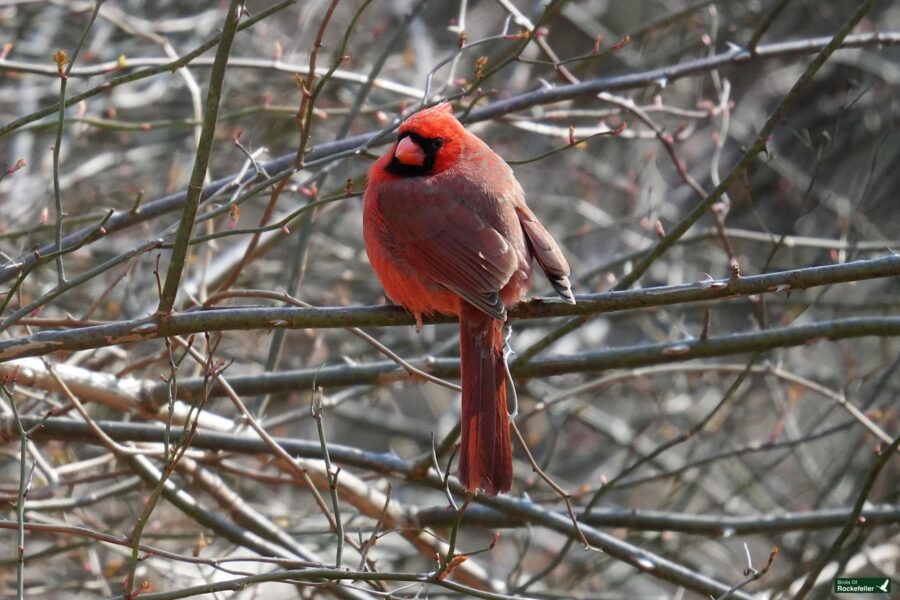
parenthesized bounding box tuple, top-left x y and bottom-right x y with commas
(363, 103, 574, 494)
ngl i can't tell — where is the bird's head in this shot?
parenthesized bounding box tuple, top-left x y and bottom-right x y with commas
(385, 103, 465, 177)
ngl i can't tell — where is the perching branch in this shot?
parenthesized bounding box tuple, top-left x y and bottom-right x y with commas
(1, 255, 896, 361)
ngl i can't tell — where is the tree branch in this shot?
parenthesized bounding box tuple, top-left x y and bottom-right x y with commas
(157, 0, 242, 313)
(412, 504, 900, 535)
(1, 255, 896, 361)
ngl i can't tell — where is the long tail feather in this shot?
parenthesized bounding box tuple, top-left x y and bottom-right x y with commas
(457, 305, 512, 495)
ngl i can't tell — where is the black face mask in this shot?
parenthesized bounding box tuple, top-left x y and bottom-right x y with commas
(384, 132, 443, 177)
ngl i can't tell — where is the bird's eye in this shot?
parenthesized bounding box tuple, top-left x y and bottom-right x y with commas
(432, 138, 443, 150)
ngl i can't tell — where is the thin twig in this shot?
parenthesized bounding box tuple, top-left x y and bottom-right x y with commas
(50, 0, 104, 285)
(747, 0, 796, 52)
(157, 0, 244, 313)
(1, 384, 29, 600)
(792, 432, 900, 599)
(510, 421, 593, 552)
(311, 386, 345, 567)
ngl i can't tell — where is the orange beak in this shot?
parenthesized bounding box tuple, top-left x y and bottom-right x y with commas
(393, 136, 425, 166)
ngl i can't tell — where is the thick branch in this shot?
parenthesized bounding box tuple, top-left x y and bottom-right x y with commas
(1, 255, 897, 361)
(2, 316, 898, 403)
(2, 32, 893, 83)
(159, 315, 897, 399)
(413, 504, 900, 535)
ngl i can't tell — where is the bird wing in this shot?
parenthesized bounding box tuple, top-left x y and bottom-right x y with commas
(374, 178, 522, 320)
(516, 204, 575, 304)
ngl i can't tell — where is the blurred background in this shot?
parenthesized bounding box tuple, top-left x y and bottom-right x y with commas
(1, 0, 898, 598)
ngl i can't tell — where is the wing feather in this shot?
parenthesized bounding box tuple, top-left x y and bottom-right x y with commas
(516, 205, 575, 304)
